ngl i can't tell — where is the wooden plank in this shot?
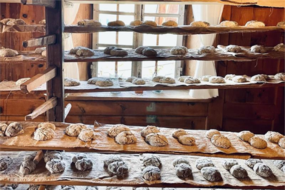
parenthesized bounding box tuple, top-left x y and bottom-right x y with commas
(22, 35, 56, 48)
(20, 66, 56, 93)
(64, 103, 72, 119)
(21, 0, 56, 8)
(25, 97, 57, 120)
(0, 115, 46, 122)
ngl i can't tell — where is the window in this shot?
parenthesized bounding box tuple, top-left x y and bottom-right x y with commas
(92, 4, 185, 79)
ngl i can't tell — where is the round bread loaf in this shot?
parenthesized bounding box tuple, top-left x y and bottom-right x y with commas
(265, 131, 283, 144)
(190, 21, 209, 27)
(141, 125, 160, 138)
(159, 77, 175, 84)
(178, 135, 195, 146)
(143, 155, 161, 168)
(253, 163, 273, 178)
(175, 163, 192, 179)
(44, 151, 62, 163)
(173, 158, 189, 167)
(196, 158, 214, 170)
(34, 127, 55, 141)
(222, 159, 238, 170)
(75, 158, 93, 171)
(197, 46, 215, 54)
(142, 20, 157, 27)
(172, 129, 187, 139)
(250, 136, 267, 149)
(250, 45, 267, 53)
(145, 133, 168, 147)
(115, 131, 137, 145)
(78, 128, 95, 142)
(230, 165, 248, 179)
(130, 20, 142, 26)
(278, 137, 285, 148)
(219, 20, 238, 27)
(170, 46, 188, 55)
(245, 20, 265, 27)
(108, 125, 130, 137)
(5, 122, 23, 137)
(211, 134, 231, 149)
(162, 20, 178, 27)
(104, 155, 122, 167)
(108, 20, 125, 26)
(142, 166, 161, 181)
(206, 129, 220, 139)
(65, 124, 87, 137)
(201, 167, 222, 182)
(238, 131, 254, 142)
(46, 159, 65, 174)
(209, 76, 225, 83)
(225, 45, 242, 53)
(245, 158, 262, 169)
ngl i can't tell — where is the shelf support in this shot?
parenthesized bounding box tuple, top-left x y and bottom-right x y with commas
(20, 66, 56, 93)
(25, 97, 57, 121)
(21, 0, 56, 8)
(23, 35, 56, 48)
(64, 103, 72, 119)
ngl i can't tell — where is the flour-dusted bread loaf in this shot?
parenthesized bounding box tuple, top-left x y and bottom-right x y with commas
(172, 129, 187, 139)
(110, 48, 128, 56)
(46, 159, 65, 174)
(104, 155, 123, 167)
(201, 167, 222, 182)
(209, 76, 225, 83)
(152, 76, 165, 82)
(141, 125, 160, 138)
(142, 47, 157, 56)
(95, 78, 114, 87)
(230, 165, 248, 179)
(27, 185, 40, 190)
(15, 78, 30, 86)
(145, 133, 168, 147)
(142, 20, 157, 27)
(190, 21, 209, 27)
(170, 46, 188, 55)
(274, 73, 285, 81)
(19, 155, 37, 175)
(70, 46, 95, 56)
(201, 75, 212, 82)
(184, 77, 200, 84)
(135, 46, 147, 54)
(222, 159, 238, 170)
(197, 46, 215, 54)
(250, 136, 267, 149)
(142, 166, 161, 181)
(278, 137, 285, 149)
(0, 48, 18, 57)
(108, 124, 130, 137)
(250, 74, 267, 82)
(126, 76, 137, 82)
(64, 78, 80, 86)
(273, 43, 285, 52)
(132, 78, 146, 85)
(65, 124, 87, 137)
(238, 131, 254, 142)
(108, 161, 128, 178)
(130, 20, 142, 26)
(78, 19, 101, 26)
(115, 131, 137, 145)
(78, 128, 95, 142)
(34, 47, 46, 54)
(178, 76, 189, 82)
(86, 187, 98, 190)
(245, 20, 265, 27)
(253, 163, 273, 178)
(108, 20, 125, 26)
(75, 158, 93, 171)
(178, 135, 195, 146)
(225, 45, 242, 53)
(273, 160, 285, 170)
(5, 122, 24, 137)
(206, 129, 220, 139)
(44, 151, 62, 163)
(162, 20, 178, 27)
(173, 158, 189, 167)
(0, 156, 12, 171)
(104, 46, 117, 54)
(277, 21, 285, 27)
(265, 131, 284, 143)
(34, 127, 55, 141)
(38, 122, 56, 130)
(250, 45, 267, 53)
(211, 134, 231, 149)
(219, 20, 238, 27)
(61, 186, 76, 190)
(196, 158, 214, 170)
(72, 153, 87, 163)
(232, 76, 247, 83)
(224, 74, 235, 81)
(0, 123, 8, 137)
(175, 163, 192, 179)
(143, 155, 161, 168)
(245, 158, 262, 169)
(159, 77, 176, 84)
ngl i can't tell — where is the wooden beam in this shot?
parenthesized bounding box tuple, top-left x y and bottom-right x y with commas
(64, 103, 72, 119)
(21, 0, 56, 8)
(25, 97, 57, 120)
(22, 35, 56, 48)
(20, 66, 56, 93)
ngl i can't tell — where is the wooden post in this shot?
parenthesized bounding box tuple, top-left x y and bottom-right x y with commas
(45, 0, 64, 122)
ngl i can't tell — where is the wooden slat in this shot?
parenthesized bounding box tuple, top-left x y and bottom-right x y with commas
(20, 66, 56, 93)
(21, 0, 56, 8)
(0, 115, 46, 122)
(22, 35, 56, 48)
(64, 103, 72, 119)
(25, 97, 57, 120)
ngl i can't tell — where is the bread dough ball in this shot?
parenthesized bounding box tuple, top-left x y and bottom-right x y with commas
(72, 153, 87, 163)
(250, 136, 267, 149)
(34, 127, 55, 141)
(86, 187, 98, 190)
(245, 20, 265, 27)
(196, 158, 214, 170)
(132, 78, 146, 85)
(145, 133, 168, 147)
(0, 48, 18, 57)
(142, 20, 157, 27)
(44, 151, 62, 163)
(162, 20, 178, 27)
(76, 48, 95, 56)
(184, 77, 200, 84)
(108, 161, 128, 178)
(178, 135, 195, 146)
(64, 78, 80, 86)
(206, 129, 220, 139)
(152, 76, 165, 82)
(142, 47, 157, 56)
(135, 46, 147, 54)
(172, 129, 187, 139)
(173, 158, 189, 167)
(38, 122, 56, 130)
(245, 159, 262, 169)
(87, 77, 101, 84)
(211, 134, 231, 149)
(75, 158, 93, 171)
(273, 43, 285, 52)
(201, 167, 222, 182)
(141, 125, 160, 138)
(27, 185, 40, 190)
(0, 123, 8, 137)
(104, 155, 123, 167)
(46, 159, 65, 174)
(65, 124, 87, 137)
(108, 125, 130, 137)
(273, 160, 285, 170)
(126, 76, 137, 82)
(159, 77, 176, 84)
(222, 159, 238, 170)
(78, 128, 95, 142)
(250, 74, 267, 82)
(0, 157, 12, 171)
(5, 122, 23, 137)
(253, 163, 273, 178)
(238, 131, 254, 142)
(250, 45, 267, 53)
(190, 21, 209, 27)
(19, 157, 36, 175)
(219, 20, 238, 27)
(95, 78, 113, 87)
(110, 48, 128, 56)
(78, 19, 101, 26)
(278, 137, 285, 148)
(130, 20, 142, 26)
(143, 155, 161, 168)
(277, 21, 285, 27)
(265, 131, 283, 143)
(115, 131, 137, 145)
(232, 76, 247, 83)
(197, 46, 215, 54)
(225, 45, 242, 53)
(170, 46, 188, 55)
(142, 166, 161, 181)
(15, 78, 30, 86)
(108, 20, 125, 26)
(6, 19, 26, 25)
(104, 46, 117, 54)
(175, 163, 192, 179)
(201, 75, 212, 82)
(230, 165, 248, 179)
(274, 73, 285, 81)
(209, 76, 225, 83)
(178, 76, 189, 82)
(224, 74, 235, 81)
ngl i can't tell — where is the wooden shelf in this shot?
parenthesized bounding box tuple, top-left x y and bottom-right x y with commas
(64, 25, 285, 35)
(0, 52, 46, 63)
(0, 25, 45, 33)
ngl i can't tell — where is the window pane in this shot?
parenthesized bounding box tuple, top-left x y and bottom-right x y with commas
(98, 32, 116, 44)
(144, 5, 158, 13)
(118, 32, 133, 45)
(157, 61, 176, 77)
(143, 34, 157, 46)
(98, 62, 115, 77)
(144, 4, 179, 14)
(99, 14, 117, 25)
(159, 34, 177, 46)
(118, 62, 132, 78)
(142, 61, 156, 78)
(99, 4, 117, 11)
(156, 17, 178, 25)
(118, 15, 135, 26)
(144, 16, 155, 21)
(119, 4, 135, 13)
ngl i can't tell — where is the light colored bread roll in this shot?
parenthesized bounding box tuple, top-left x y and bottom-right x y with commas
(162, 20, 178, 27)
(238, 131, 254, 142)
(108, 20, 125, 26)
(250, 136, 267, 149)
(219, 20, 238, 27)
(245, 20, 265, 27)
(211, 134, 231, 149)
(142, 20, 157, 27)
(190, 21, 209, 27)
(130, 20, 142, 26)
